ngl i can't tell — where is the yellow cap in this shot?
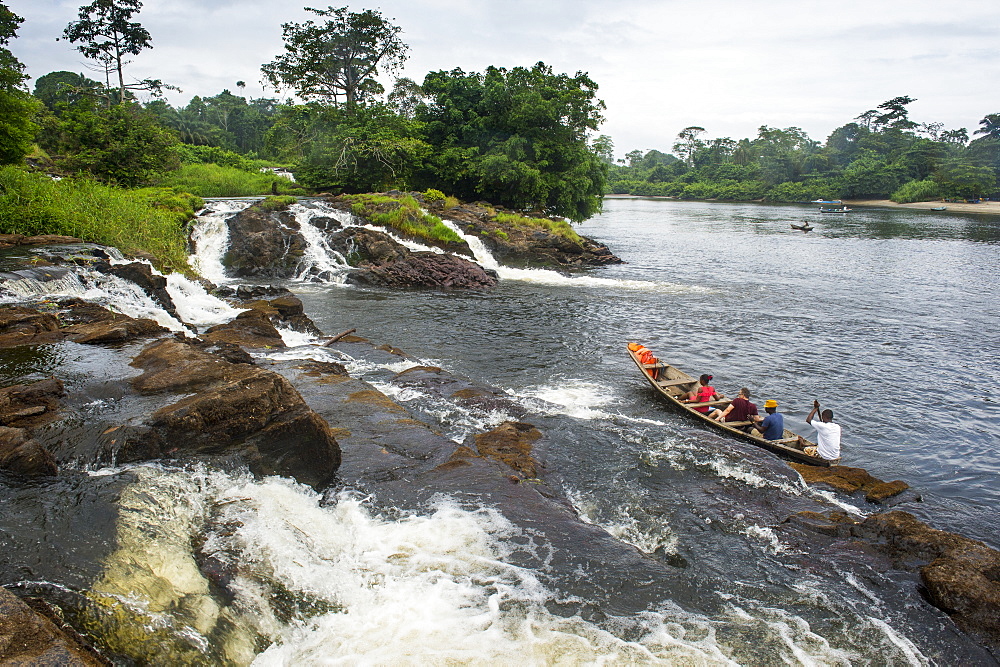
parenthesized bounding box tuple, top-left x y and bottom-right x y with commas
(764, 399, 778, 408)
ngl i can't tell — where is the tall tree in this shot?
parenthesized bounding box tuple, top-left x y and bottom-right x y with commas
(62, 0, 152, 103)
(974, 113, 1000, 141)
(262, 6, 408, 108)
(672, 126, 705, 167)
(0, 3, 40, 164)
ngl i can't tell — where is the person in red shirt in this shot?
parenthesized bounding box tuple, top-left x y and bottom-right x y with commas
(681, 374, 720, 413)
(709, 387, 759, 425)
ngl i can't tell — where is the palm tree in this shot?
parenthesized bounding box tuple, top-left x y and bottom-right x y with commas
(974, 114, 1000, 140)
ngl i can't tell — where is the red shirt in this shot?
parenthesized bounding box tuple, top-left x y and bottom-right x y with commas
(726, 397, 759, 422)
(693, 385, 715, 413)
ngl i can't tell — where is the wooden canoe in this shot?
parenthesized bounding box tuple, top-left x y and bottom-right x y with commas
(627, 345, 837, 466)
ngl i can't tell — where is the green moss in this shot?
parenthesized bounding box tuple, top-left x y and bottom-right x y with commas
(342, 193, 462, 244)
(493, 212, 583, 244)
(260, 194, 298, 210)
(0, 166, 191, 272)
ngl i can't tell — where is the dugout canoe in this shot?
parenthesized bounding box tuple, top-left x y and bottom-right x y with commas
(627, 345, 837, 466)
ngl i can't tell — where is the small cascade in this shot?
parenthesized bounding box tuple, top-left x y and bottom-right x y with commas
(188, 200, 252, 283)
(288, 203, 353, 284)
(438, 220, 683, 292)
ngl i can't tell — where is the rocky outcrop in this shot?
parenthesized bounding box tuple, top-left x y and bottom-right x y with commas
(0, 234, 84, 249)
(785, 509, 1000, 650)
(469, 421, 542, 478)
(0, 588, 107, 665)
(324, 227, 498, 289)
(0, 377, 65, 430)
(0, 426, 57, 477)
(201, 295, 322, 348)
(350, 251, 499, 289)
(789, 462, 910, 502)
(98, 261, 179, 322)
(222, 201, 306, 278)
(393, 365, 526, 417)
(0, 302, 168, 349)
(116, 338, 341, 488)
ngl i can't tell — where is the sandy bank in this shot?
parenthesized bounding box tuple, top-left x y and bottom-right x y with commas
(844, 199, 1000, 215)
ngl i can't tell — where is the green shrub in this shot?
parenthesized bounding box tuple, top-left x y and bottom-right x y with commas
(175, 144, 265, 173)
(133, 187, 205, 224)
(342, 193, 462, 244)
(494, 212, 583, 244)
(423, 188, 446, 202)
(152, 163, 303, 198)
(0, 166, 189, 271)
(891, 179, 941, 203)
(260, 195, 299, 210)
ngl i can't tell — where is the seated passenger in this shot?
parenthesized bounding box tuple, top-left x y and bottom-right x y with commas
(709, 387, 758, 424)
(680, 374, 720, 413)
(757, 399, 784, 440)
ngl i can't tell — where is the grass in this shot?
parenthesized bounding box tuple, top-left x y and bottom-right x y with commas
(343, 193, 462, 244)
(0, 166, 191, 272)
(260, 195, 298, 210)
(152, 163, 304, 198)
(493, 212, 583, 244)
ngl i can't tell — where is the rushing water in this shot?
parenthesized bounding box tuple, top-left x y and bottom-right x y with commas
(2, 197, 998, 665)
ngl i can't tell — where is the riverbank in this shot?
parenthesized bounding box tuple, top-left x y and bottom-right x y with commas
(604, 194, 1000, 216)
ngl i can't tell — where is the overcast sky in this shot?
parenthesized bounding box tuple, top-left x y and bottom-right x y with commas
(7, 0, 1000, 158)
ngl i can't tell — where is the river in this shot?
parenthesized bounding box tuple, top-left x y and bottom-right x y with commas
(1, 197, 998, 664)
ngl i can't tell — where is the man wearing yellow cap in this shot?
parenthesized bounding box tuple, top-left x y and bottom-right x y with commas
(758, 399, 784, 440)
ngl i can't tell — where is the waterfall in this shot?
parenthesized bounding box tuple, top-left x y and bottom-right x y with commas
(287, 203, 353, 284)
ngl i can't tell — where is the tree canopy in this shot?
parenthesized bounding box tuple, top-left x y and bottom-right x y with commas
(0, 3, 40, 165)
(262, 6, 408, 108)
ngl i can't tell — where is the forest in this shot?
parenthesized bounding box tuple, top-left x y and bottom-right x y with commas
(2, 0, 1000, 249)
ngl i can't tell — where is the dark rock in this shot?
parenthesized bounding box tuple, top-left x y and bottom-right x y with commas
(201, 308, 286, 349)
(120, 338, 340, 488)
(0, 377, 65, 429)
(468, 421, 542, 478)
(351, 251, 498, 289)
(0, 306, 61, 348)
(851, 511, 1000, 649)
(0, 588, 106, 665)
(0, 426, 57, 477)
(325, 227, 410, 267)
(223, 202, 306, 278)
(102, 261, 179, 321)
(393, 365, 525, 417)
(788, 462, 909, 503)
(20, 235, 84, 245)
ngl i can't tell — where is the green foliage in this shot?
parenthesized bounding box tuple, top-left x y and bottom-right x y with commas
(890, 179, 941, 203)
(132, 186, 204, 223)
(423, 188, 445, 202)
(261, 6, 408, 107)
(933, 159, 997, 199)
(291, 104, 431, 193)
(260, 194, 298, 210)
(174, 143, 264, 172)
(416, 62, 607, 221)
(0, 166, 189, 270)
(40, 101, 179, 186)
(152, 163, 301, 197)
(32, 70, 104, 110)
(840, 152, 908, 198)
(0, 3, 39, 165)
(494, 211, 583, 244)
(342, 193, 462, 244)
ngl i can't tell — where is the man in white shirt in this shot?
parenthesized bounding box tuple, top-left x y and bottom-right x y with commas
(798, 399, 841, 461)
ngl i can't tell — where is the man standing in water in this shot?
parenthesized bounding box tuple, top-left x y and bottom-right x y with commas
(798, 399, 841, 461)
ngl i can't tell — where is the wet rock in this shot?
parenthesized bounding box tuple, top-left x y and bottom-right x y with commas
(201, 308, 286, 349)
(100, 261, 179, 322)
(0, 426, 57, 477)
(63, 317, 168, 345)
(325, 227, 409, 267)
(0, 305, 61, 348)
(852, 511, 1000, 649)
(393, 365, 526, 417)
(0, 588, 106, 665)
(468, 421, 542, 478)
(0, 377, 65, 429)
(222, 202, 306, 278)
(351, 251, 499, 289)
(121, 338, 341, 488)
(788, 462, 909, 503)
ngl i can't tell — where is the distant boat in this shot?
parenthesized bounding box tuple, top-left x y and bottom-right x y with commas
(819, 206, 852, 213)
(811, 199, 842, 204)
(791, 223, 814, 232)
(930, 206, 947, 211)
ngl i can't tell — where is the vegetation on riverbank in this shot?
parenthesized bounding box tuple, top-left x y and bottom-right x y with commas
(0, 166, 192, 271)
(606, 99, 1000, 204)
(341, 192, 462, 244)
